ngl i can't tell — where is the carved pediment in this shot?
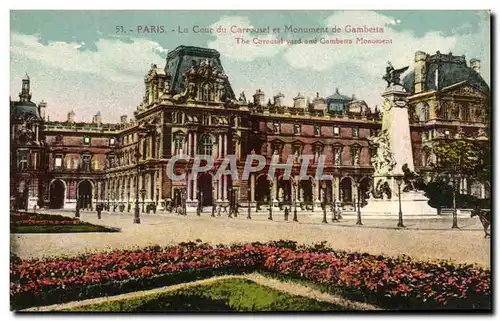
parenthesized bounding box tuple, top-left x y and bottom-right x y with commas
(446, 84, 488, 99)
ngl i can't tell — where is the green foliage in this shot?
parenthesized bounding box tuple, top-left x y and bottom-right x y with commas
(432, 140, 484, 176)
(11, 223, 118, 234)
(65, 279, 344, 312)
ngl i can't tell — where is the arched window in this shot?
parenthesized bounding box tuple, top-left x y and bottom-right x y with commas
(200, 83, 214, 101)
(199, 135, 213, 156)
(173, 132, 185, 155)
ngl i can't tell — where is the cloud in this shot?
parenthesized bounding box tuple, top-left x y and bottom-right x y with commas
(207, 16, 286, 62)
(10, 33, 168, 83)
(10, 33, 168, 122)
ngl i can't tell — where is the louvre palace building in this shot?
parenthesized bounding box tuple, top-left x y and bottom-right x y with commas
(10, 46, 490, 213)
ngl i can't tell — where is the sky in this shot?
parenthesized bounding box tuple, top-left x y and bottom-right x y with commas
(10, 10, 490, 123)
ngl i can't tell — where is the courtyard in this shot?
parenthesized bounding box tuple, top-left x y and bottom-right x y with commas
(10, 209, 490, 267)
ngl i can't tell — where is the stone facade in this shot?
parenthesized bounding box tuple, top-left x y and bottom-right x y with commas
(10, 46, 490, 212)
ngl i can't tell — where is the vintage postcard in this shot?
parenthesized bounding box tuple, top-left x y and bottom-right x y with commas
(9, 10, 491, 312)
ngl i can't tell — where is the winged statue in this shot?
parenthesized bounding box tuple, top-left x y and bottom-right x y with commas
(383, 62, 409, 87)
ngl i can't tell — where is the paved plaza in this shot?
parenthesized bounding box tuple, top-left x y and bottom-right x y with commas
(10, 209, 490, 267)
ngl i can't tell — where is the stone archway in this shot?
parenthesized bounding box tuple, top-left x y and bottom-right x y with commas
(255, 175, 270, 205)
(340, 177, 353, 204)
(277, 176, 292, 205)
(197, 173, 213, 207)
(78, 180, 93, 210)
(49, 179, 65, 209)
(299, 178, 313, 204)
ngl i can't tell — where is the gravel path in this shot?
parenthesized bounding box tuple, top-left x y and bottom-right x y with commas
(11, 211, 490, 267)
(22, 273, 379, 312)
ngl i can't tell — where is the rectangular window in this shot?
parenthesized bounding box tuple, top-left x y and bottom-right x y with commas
(351, 148, 360, 166)
(109, 137, 116, 146)
(82, 154, 91, 171)
(333, 127, 340, 136)
(314, 126, 321, 137)
(83, 136, 91, 145)
(18, 150, 28, 170)
(293, 124, 301, 135)
(352, 127, 359, 138)
(273, 122, 280, 134)
(54, 155, 62, 168)
(202, 115, 210, 125)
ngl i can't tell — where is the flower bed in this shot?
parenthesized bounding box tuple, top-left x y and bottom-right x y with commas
(10, 241, 491, 310)
(10, 212, 118, 233)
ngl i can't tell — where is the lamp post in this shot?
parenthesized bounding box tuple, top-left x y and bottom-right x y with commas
(332, 178, 338, 222)
(133, 147, 142, 224)
(292, 179, 298, 222)
(394, 174, 405, 228)
(268, 178, 273, 220)
(247, 188, 252, 219)
(355, 173, 362, 225)
(321, 182, 328, 224)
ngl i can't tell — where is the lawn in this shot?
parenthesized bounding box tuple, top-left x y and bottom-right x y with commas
(10, 212, 119, 233)
(64, 278, 345, 312)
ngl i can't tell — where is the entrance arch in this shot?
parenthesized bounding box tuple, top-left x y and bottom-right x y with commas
(340, 177, 352, 204)
(197, 173, 213, 207)
(277, 176, 292, 205)
(255, 174, 270, 205)
(78, 180, 93, 209)
(299, 178, 313, 204)
(49, 179, 65, 209)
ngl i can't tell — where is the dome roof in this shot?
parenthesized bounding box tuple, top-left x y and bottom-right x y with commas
(10, 101, 41, 120)
(403, 55, 489, 94)
(326, 88, 352, 101)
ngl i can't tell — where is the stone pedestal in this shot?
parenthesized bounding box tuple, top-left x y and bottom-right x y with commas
(362, 82, 436, 218)
(360, 191, 437, 219)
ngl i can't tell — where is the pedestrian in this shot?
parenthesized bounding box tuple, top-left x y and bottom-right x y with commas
(97, 203, 102, 219)
(284, 207, 289, 221)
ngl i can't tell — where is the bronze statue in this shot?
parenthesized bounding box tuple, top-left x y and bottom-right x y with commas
(383, 62, 409, 87)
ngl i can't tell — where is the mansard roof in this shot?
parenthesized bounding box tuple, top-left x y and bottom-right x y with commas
(165, 45, 235, 100)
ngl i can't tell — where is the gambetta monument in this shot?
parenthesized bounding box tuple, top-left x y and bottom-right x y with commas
(361, 62, 436, 218)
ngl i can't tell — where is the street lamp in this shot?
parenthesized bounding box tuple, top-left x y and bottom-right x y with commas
(355, 174, 362, 225)
(133, 147, 142, 224)
(321, 181, 328, 224)
(247, 188, 252, 219)
(332, 178, 338, 222)
(268, 178, 273, 220)
(292, 179, 298, 222)
(394, 174, 405, 228)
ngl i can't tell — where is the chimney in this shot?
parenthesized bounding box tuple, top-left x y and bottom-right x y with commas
(293, 92, 306, 108)
(38, 100, 47, 120)
(414, 51, 428, 94)
(273, 92, 285, 107)
(120, 115, 128, 124)
(253, 89, 265, 106)
(470, 58, 481, 74)
(67, 110, 75, 123)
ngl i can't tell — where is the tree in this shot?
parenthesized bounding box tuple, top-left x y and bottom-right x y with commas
(431, 138, 486, 228)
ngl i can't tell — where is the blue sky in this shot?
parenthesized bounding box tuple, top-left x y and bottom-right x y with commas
(10, 10, 490, 122)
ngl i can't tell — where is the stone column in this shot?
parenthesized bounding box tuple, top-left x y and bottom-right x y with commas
(271, 177, 277, 201)
(187, 132, 192, 157)
(223, 175, 228, 201)
(193, 132, 198, 156)
(224, 134, 228, 157)
(149, 135, 153, 159)
(217, 176, 222, 201)
(315, 179, 320, 202)
(193, 172, 198, 200)
(218, 135, 222, 158)
(187, 172, 192, 201)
